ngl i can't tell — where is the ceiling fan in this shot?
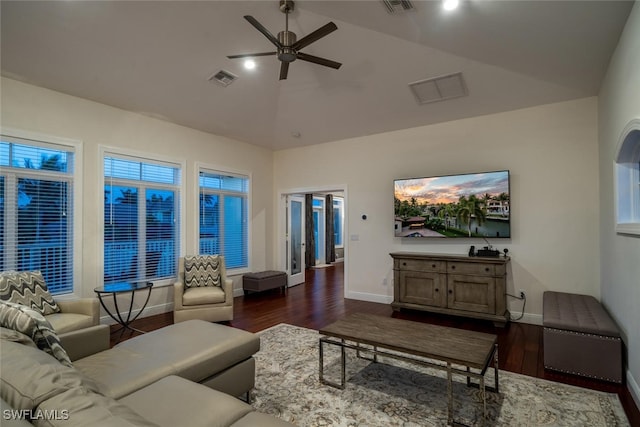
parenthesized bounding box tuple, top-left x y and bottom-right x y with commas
(227, 0, 342, 80)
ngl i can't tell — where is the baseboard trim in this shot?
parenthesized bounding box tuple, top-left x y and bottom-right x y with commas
(344, 291, 393, 305)
(98, 302, 172, 325)
(512, 313, 543, 326)
(628, 370, 640, 410)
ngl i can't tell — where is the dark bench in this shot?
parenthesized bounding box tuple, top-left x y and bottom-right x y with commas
(543, 291, 622, 383)
(242, 271, 287, 295)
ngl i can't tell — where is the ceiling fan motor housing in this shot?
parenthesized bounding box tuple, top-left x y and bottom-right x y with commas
(278, 31, 297, 62)
(227, 0, 340, 80)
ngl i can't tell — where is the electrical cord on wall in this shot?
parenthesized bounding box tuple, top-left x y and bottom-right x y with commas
(506, 292, 526, 321)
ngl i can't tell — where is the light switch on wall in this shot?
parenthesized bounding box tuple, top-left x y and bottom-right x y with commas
(350, 234, 359, 241)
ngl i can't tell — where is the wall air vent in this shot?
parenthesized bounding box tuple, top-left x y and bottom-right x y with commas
(408, 72, 468, 105)
(382, 0, 414, 13)
(209, 70, 238, 87)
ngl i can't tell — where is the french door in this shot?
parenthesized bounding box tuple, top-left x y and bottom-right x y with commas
(286, 195, 305, 286)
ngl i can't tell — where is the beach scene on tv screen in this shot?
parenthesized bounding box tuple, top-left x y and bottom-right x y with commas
(394, 171, 510, 238)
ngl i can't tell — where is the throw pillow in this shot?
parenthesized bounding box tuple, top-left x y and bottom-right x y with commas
(0, 270, 61, 315)
(184, 255, 221, 288)
(0, 300, 72, 367)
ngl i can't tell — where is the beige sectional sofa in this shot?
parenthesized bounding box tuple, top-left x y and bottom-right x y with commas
(0, 320, 294, 427)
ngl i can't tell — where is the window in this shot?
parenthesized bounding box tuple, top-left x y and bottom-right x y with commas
(333, 197, 344, 247)
(615, 119, 640, 236)
(199, 169, 249, 270)
(1, 136, 76, 294)
(104, 154, 181, 284)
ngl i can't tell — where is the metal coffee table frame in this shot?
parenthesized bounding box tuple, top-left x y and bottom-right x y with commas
(319, 337, 499, 426)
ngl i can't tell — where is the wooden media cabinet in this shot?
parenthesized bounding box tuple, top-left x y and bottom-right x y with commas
(390, 252, 511, 326)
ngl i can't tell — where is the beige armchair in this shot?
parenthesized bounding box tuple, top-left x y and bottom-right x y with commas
(0, 270, 101, 359)
(173, 255, 234, 323)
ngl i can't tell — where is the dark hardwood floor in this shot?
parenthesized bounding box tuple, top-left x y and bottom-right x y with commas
(113, 263, 640, 425)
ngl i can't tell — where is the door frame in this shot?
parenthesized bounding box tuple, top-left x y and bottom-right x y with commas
(277, 185, 348, 292)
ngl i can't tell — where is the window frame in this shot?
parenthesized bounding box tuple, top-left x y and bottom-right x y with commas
(195, 163, 251, 274)
(100, 146, 185, 288)
(1, 128, 83, 297)
(615, 119, 640, 236)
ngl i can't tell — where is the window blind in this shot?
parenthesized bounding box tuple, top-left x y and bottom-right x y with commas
(0, 138, 75, 295)
(104, 154, 180, 284)
(199, 170, 248, 269)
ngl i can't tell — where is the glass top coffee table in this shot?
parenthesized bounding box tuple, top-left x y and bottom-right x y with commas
(94, 281, 153, 341)
(319, 313, 499, 426)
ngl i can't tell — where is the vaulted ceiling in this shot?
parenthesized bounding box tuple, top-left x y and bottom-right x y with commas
(1, 1, 633, 150)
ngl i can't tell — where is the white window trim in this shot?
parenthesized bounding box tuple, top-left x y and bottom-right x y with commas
(194, 162, 251, 275)
(614, 119, 640, 236)
(99, 145, 186, 287)
(1, 127, 83, 299)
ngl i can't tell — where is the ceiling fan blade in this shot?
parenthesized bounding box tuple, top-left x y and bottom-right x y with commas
(279, 62, 290, 80)
(292, 22, 338, 51)
(297, 52, 342, 70)
(244, 15, 282, 48)
(227, 52, 276, 59)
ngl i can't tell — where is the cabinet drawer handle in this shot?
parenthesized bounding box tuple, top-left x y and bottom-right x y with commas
(432, 264, 437, 268)
(448, 289, 453, 294)
(403, 262, 407, 266)
(435, 288, 439, 292)
(451, 266, 456, 270)
(485, 267, 490, 272)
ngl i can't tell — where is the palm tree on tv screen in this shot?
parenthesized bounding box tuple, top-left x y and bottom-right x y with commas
(456, 195, 486, 237)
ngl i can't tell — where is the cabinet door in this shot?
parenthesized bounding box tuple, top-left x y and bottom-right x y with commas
(447, 275, 496, 314)
(399, 271, 446, 307)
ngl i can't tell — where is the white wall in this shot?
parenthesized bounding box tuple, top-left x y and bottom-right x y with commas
(598, 2, 640, 407)
(274, 97, 600, 325)
(1, 77, 274, 319)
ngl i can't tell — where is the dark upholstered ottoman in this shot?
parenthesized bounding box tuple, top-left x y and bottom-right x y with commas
(243, 271, 287, 295)
(543, 291, 622, 383)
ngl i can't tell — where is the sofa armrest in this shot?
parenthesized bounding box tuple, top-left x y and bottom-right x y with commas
(173, 281, 185, 311)
(60, 324, 111, 361)
(57, 298, 100, 325)
(223, 278, 233, 305)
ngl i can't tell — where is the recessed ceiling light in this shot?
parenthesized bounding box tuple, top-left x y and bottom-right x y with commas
(243, 59, 256, 70)
(443, 0, 459, 11)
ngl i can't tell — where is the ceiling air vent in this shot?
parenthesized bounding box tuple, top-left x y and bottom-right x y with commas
(209, 70, 238, 87)
(382, 0, 414, 13)
(408, 72, 468, 105)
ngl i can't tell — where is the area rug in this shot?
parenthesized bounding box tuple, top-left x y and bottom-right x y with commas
(252, 324, 629, 427)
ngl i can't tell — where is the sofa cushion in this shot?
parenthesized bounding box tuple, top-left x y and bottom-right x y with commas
(184, 255, 221, 288)
(34, 386, 159, 427)
(119, 375, 252, 427)
(182, 286, 226, 306)
(0, 325, 38, 348)
(0, 340, 99, 411)
(0, 397, 33, 427)
(74, 320, 259, 399)
(46, 312, 96, 334)
(0, 300, 72, 367)
(0, 271, 60, 315)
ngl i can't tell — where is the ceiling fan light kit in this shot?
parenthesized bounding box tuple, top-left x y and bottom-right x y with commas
(227, 0, 341, 80)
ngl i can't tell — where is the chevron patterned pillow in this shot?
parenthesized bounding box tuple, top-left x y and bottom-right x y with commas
(184, 255, 222, 288)
(0, 300, 72, 367)
(0, 271, 61, 315)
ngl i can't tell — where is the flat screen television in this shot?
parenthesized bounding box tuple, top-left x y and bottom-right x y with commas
(394, 170, 510, 238)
